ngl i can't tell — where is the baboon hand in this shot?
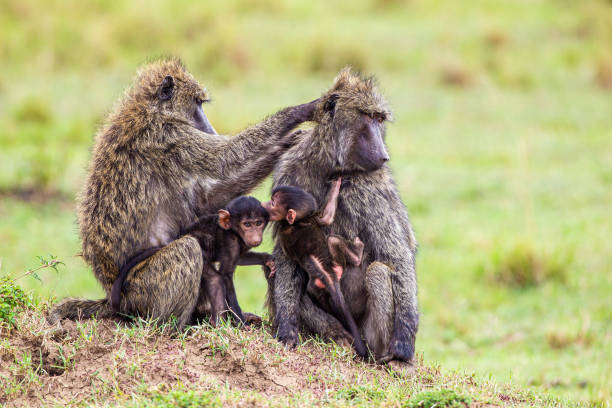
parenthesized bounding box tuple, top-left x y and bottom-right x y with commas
(264, 257, 276, 278)
(295, 97, 321, 122)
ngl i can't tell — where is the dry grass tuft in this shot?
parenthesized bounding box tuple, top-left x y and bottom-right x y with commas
(438, 60, 474, 87)
(595, 57, 612, 89)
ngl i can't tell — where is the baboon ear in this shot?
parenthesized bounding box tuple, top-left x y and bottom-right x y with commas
(218, 210, 231, 230)
(158, 75, 174, 101)
(286, 209, 297, 225)
(323, 94, 339, 117)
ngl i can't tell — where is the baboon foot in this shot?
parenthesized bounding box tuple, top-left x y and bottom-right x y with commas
(386, 359, 416, 378)
(330, 328, 355, 350)
(277, 325, 299, 348)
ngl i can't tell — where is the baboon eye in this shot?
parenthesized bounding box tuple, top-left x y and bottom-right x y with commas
(244, 222, 252, 228)
(366, 112, 384, 123)
(255, 220, 263, 226)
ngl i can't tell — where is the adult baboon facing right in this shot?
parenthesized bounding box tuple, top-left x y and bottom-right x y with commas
(269, 68, 418, 364)
(48, 58, 318, 329)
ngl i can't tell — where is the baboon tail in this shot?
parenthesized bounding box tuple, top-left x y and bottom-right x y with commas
(47, 298, 113, 324)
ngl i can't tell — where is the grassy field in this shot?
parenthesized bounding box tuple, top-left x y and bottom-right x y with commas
(1, 0, 612, 406)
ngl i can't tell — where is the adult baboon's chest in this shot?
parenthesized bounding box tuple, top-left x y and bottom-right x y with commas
(334, 180, 389, 243)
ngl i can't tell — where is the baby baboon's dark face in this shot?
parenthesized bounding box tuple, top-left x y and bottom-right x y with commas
(220, 196, 270, 248)
(262, 192, 288, 222)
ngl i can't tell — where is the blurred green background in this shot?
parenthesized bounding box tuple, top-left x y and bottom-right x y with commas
(1, 0, 611, 405)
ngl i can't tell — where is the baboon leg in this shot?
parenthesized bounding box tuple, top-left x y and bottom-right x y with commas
(328, 235, 364, 267)
(298, 294, 354, 348)
(204, 267, 228, 326)
(122, 235, 203, 330)
(360, 261, 395, 361)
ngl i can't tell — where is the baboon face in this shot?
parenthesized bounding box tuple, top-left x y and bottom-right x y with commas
(323, 94, 390, 173)
(315, 69, 392, 173)
(235, 217, 267, 247)
(347, 110, 389, 172)
(156, 69, 217, 134)
(219, 196, 270, 248)
(262, 193, 288, 222)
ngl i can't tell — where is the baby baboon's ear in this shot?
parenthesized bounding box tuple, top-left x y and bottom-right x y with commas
(158, 75, 174, 101)
(323, 94, 339, 118)
(218, 209, 231, 230)
(286, 209, 297, 225)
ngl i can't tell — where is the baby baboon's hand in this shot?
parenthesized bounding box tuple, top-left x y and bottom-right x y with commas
(264, 257, 276, 278)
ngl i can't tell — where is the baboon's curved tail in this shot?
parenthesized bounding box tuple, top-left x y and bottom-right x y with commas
(47, 298, 114, 324)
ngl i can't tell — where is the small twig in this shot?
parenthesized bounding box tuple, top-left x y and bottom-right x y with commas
(13, 257, 64, 281)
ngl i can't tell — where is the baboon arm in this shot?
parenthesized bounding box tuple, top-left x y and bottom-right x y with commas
(229, 101, 318, 156)
(178, 102, 317, 176)
(237, 251, 270, 266)
(387, 183, 418, 252)
(298, 290, 353, 344)
(317, 178, 341, 226)
(200, 142, 290, 211)
(271, 247, 305, 345)
(272, 247, 350, 345)
(169, 126, 301, 212)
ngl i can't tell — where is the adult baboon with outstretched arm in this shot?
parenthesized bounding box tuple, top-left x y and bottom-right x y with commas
(269, 68, 418, 364)
(48, 58, 318, 329)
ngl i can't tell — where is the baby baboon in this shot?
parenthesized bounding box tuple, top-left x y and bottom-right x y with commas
(262, 179, 367, 357)
(111, 196, 273, 326)
(183, 195, 273, 326)
(48, 58, 318, 329)
(269, 68, 418, 364)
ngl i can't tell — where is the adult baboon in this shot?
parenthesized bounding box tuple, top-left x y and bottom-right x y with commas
(48, 58, 318, 329)
(269, 68, 418, 363)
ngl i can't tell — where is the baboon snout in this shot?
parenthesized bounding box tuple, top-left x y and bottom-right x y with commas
(245, 233, 263, 247)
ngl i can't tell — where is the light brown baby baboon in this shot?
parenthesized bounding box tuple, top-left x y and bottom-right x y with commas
(48, 58, 318, 329)
(262, 179, 367, 357)
(268, 68, 418, 364)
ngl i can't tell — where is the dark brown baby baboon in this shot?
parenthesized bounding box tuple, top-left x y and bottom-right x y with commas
(262, 179, 367, 357)
(183, 195, 273, 326)
(110, 195, 273, 326)
(48, 58, 318, 329)
(269, 68, 418, 364)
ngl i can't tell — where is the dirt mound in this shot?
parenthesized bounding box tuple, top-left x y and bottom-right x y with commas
(1, 310, 544, 407)
(1, 313, 414, 407)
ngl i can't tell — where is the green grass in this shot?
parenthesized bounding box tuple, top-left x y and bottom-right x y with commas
(1, 0, 612, 406)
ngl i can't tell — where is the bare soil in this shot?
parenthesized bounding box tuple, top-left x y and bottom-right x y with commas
(0, 315, 416, 407)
